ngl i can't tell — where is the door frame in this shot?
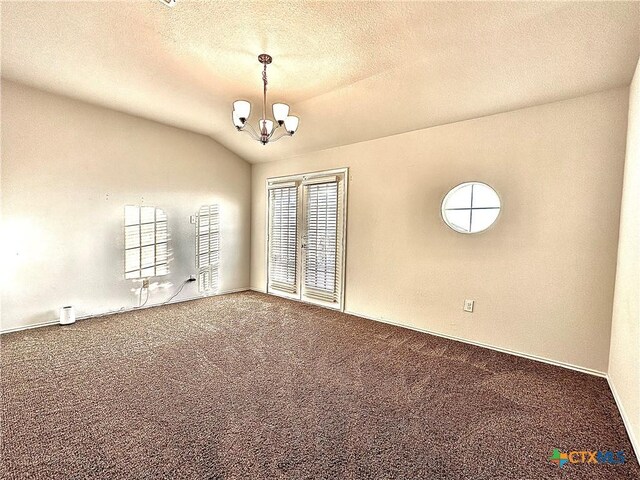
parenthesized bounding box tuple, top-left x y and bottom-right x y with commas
(265, 167, 349, 311)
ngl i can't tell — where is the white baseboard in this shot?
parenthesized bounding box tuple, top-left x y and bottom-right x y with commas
(0, 287, 250, 334)
(607, 376, 639, 461)
(250, 287, 607, 378)
(248, 288, 605, 377)
(0, 319, 61, 334)
(344, 309, 606, 377)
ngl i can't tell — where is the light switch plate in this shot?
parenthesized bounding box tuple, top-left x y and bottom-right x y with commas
(464, 299, 474, 313)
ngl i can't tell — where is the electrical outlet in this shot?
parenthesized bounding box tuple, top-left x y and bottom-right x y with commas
(142, 279, 150, 289)
(463, 299, 474, 313)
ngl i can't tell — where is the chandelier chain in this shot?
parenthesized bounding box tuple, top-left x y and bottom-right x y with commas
(262, 63, 268, 129)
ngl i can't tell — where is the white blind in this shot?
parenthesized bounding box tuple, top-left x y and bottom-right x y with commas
(196, 205, 220, 293)
(124, 205, 169, 279)
(269, 186, 298, 293)
(303, 181, 339, 302)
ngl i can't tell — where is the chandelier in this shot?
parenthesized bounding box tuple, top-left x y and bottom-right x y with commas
(232, 54, 299, 145)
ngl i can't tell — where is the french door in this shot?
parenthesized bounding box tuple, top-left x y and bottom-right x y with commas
(267, 168, 348, 310)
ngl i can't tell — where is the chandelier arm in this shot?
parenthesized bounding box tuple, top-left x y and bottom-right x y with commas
(243, 130, 260, 141)
(244, 121, 261, 139)
(241, 125, 260, 141)
(268, 131, 292, 143)
(266, 121, 282, 140)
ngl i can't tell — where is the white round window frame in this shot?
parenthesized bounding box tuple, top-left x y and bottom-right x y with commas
(441, 181, 502, 234)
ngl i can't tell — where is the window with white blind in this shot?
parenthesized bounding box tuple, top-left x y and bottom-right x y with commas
(267, 169, 347, 310)
(124, 205, 169, 279)
(196, 205, 220, 293)
(268, 184, 298, 294)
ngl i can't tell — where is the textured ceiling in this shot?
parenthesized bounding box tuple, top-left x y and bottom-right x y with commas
(2, 1, 639, 163)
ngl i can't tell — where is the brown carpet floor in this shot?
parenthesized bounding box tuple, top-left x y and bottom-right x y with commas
(1, 291, 638, 479)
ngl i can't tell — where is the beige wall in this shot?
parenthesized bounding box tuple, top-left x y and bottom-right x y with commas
(1, 80, 251, 331)
(252, 88, 629, 374)
(609, 60, 640, 455)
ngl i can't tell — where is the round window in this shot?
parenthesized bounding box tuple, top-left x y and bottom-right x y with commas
(441, 182, 501, 234)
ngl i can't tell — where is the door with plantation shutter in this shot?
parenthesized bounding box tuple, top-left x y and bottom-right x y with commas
(267, 182, 301, 298)
(300, 175, 345, 309)
(266, 169, 347, 311)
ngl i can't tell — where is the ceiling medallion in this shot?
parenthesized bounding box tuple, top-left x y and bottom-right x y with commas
(232, 54, 300, 145)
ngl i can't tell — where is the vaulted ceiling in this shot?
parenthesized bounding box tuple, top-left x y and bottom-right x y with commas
(2, 1, 639, 163)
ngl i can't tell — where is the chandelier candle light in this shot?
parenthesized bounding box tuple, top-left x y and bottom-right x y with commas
(232, 54, 299, 145)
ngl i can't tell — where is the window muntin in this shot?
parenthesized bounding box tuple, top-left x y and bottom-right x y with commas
(441, 182, 501, 234)
(124, 205, 169, 279)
